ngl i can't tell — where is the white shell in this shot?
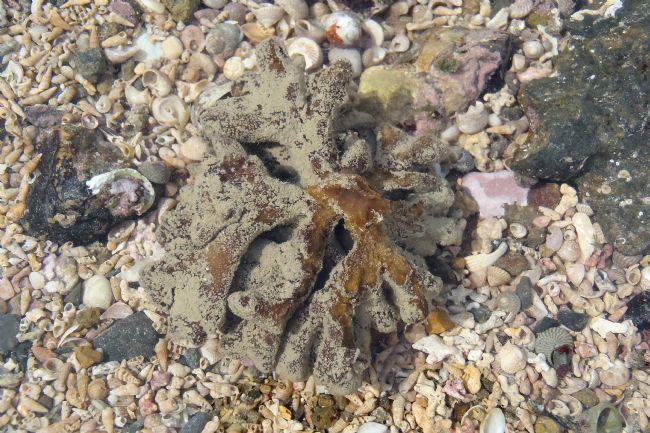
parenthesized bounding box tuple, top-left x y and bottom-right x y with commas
(323, 12, 362, 47)
(287, 37, 323, 72)
(389, 34, 410, 52)
(465, 242, 508, 272)
(357, 422, 388, 433)
(362, 19, 384, 46)
(294, 19, 327, 43)
(142, 70, 172, 97)
(83, 275, 113, 310)
(253, 3, 285, 28)
(104, 45, 140, 64)
(162, 36, 184, 60)
(222, 56, 246, 80)
(457, 102, 489, 134)
(276, 0, 308, 20)
(572, 212, 595, 263)
(496, 343, 526, 374)
(480, 408, 505, 433)
(328, 47, 362, 77)
(413, 335, 465, 365)
(125, 85, 151, 107)
(589, 317, 629, 338)
(152, 95, 189, 128)
(361, 46, 387, 67)
(522, 40, 544, 59)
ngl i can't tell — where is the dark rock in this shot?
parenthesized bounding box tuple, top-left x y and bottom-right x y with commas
(532, 317, 560, 335)
(71, 48, 106, 83)
(10, 341, 32, 372)
(511, 3, 649, 254)
(471, 306, 491, 324)
(22, 125, 156, 244)
(93, 312, 160, 362)
(180, 412, 212, 433)
(490, 0, 511, 18)
(124, 419, 145, 433)
(425, 256, 458, 285)
(494, 253, 528, 276)
(0, 314, 19, 353)
(516, 276, 533, 309)
(557, 309, 589, 332)
(527, 183, 562, 209)
(623, 291, 650, 331)
(503, 204, 544, 247)
(64, 282, 83, 306)
(180, 348, 201, 370)
(24, 105, 63, 127)
(138, 161, 171, 184)
(162, 0, 200, 22)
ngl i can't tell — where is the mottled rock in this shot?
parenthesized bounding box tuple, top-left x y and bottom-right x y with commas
(138, 161, 171, 184)
(527, 183, 562, 209)
(63, 282, 83, 306)
(75, 307, 101, 329)
(71, 48, 106, 84)
(163, 0, 200, 22)
(179, 412, 212, 433)
(511, 4, 649, 254)
(110, 0, 139, 26)
(623, 291, 650, 331)
(471, 307, 491, 324)
(24, 105, 63, 128)
(93, 312, 160, 362)
(180, 348, 201, 369)
(557, 309, 588, 332)
(462, 171, 529, 217)
(0, 314, 20, 354)
(22, 125, 156, 244)
(426, 308, 456, 334)
(358, 27, 511, 125)
(495, 253, 529, 276)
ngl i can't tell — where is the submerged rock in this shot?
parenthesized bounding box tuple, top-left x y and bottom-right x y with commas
(511, 3, 649, 254)
(358, 27, 512, 127)
(22, 125, 156, 245)
(93, 312, 160, 361)
(163, 0, 200, 22)
(0, 314, 19, 354)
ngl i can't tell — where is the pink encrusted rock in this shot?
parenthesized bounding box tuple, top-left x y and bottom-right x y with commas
(110, 0, 138, 25)
(462, 170, 529, 217)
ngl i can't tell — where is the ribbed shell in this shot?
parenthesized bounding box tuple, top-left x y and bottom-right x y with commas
(612, 251, 642, 269)
(534, 327, 573, 362)
(487, 266, 512, 286)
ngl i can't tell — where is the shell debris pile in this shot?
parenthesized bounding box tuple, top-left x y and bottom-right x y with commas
(0, 0, 647, 433)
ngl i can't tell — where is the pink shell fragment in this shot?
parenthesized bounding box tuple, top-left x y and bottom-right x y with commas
(462, 170, 529, 217)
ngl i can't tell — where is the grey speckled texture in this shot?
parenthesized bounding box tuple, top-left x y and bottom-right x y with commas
(93, 312, 160, 361)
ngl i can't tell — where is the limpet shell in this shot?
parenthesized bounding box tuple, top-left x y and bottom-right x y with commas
(487, 266, 511, 286)
(509, 223, 527, 239)
(534, 327, 573, 362)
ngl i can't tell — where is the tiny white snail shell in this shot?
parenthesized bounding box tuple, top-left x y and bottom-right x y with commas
(223, 56, 246, 81)
(151, 95, 189, 128)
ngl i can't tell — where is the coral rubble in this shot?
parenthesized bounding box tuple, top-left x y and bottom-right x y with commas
(141, 39, 461, 393)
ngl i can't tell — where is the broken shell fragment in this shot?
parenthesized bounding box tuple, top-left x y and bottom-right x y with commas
(457, 102, 489, 135)
(465, 243, 508, 272)
(581, 403, 625, 433)
(253, 3, 285, 28)
(534, 327, 573, 363)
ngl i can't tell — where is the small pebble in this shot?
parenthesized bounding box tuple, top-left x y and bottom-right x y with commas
(83, 275, 113, 310)
(93, 312, 160, 362)
(557, 309, 589, 332)
(180, 412, 212, 433)
(75, 307, 102, 329)
(138, 161, 171, 184)
(74, 346, 103, 368)
(533, 416, 561, 433)
(516, 277, 534, 309)
(532, 317, 560, 335)
(0, 314, 20, 354)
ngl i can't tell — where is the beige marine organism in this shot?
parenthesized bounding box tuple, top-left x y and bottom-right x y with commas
(141, 39, 462, 394)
